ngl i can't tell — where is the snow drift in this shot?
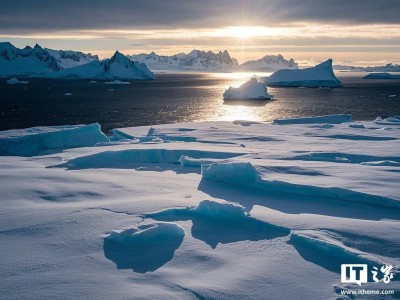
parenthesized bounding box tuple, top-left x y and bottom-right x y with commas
(272, 114, 352, 125)
(0, 123, 109, 156)
(223, 77, 272, 100)
(105, 222, 185, 245)
(201, 161, 400, 209)
(266, 59, 342, 87)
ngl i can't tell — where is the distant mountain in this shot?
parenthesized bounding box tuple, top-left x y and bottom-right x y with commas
(0, 42, 62, 76)
(238, 54, 298, 71)
(334, 63, 400, 72)
(45, 48, 98, 69)
(129, 50, 238, 72)
(47, 51, 155, 80)
(0, 42, 99, 77)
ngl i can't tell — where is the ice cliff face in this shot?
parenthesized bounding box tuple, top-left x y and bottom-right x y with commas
(129, 49, 238, 72)
(47, 51, 155, 80)
(0, 42, 99, 76)
(238, 54, 299, 72)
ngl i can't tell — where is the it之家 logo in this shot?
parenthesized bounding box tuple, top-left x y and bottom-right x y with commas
(341, 264, 394, 286)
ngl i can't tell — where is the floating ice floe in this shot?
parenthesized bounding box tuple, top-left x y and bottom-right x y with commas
(388, 94, 396, 98)
(223, 77, 272, 100)
(105, 80, 130, 85)
(363, 72, 400, 79)
(6, 77, 29, 84)
(375, 116, 400, 125)
(64, 92, 72, 96)
(272, 114, 352, 125)
(0, 123, 109, 156)
(266, 59, 342, 87)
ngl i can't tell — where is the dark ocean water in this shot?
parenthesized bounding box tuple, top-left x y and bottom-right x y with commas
(0, 73, 399, 133)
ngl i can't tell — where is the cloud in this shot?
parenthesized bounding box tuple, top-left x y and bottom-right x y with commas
(1, 0, 400, 33)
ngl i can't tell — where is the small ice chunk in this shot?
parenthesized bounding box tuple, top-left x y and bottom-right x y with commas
(105, 80, 130, 85)
(6, 77, 29, 84)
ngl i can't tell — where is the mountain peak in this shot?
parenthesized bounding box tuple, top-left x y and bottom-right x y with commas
(34, 43, 42, 49)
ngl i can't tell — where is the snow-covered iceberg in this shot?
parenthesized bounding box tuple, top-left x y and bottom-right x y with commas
(266, 59, 342, 87)
(223, 77, 272, 100)
(363, 72, 400, 79)
(6, 77, 29, 84)
(0, 123, 109, 156)
(47, 51, 155, 80)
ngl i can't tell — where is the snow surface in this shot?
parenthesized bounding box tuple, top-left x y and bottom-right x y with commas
(223, 77, 272, 100)
(6, 77, 29, 84)
(272, 114, 352, 125)
(266, 59, 343, 87)
(1, 117, 400, 299)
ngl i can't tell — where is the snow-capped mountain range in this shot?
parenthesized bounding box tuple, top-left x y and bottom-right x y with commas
(44, 48, 98, 69)
(0, 42, 99, 76)
(46, 51, 155, 80)
(0, 42, 63, 76)
(129, 50, 239, 72)
(238, 54, 298, 71)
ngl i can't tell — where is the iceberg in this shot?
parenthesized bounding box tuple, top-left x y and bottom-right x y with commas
(6, 77, 29, 84)
(0, 123, 109, 156)
(363, 72, 400, 79)
(223, 77, 273, 100)
(266, 59, 342, 87)
(46, 51, 155, 80)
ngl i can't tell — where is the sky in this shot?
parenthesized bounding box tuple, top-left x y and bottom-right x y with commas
(1, 0, 400, 66)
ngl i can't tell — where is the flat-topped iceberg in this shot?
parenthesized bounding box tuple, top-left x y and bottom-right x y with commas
(0, 123, 109, 156)
(223, 77, 272, 100)
(363, 72, 400, 79)
(266, 59, 342, 87)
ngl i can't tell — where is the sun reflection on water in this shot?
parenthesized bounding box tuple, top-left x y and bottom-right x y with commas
(205, 72, 275, 122)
